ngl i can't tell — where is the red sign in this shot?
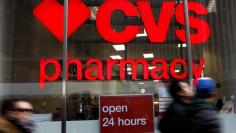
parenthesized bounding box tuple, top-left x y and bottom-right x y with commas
(100, 95, 154, 133)
(33, 0, 209, 89)
(34, 0, 211, 44)
(39, 57, 205, 89)
(33, 0, 90, 42)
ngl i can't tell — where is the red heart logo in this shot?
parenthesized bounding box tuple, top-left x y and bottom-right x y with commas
(33, 0, 90, 42)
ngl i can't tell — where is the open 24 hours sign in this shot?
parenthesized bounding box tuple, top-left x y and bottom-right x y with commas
(100, 94, 154, 133)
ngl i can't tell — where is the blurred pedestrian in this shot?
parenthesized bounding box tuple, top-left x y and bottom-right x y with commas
(187, 77, 221, 133)
(0, 99, 34, 133)
(216, 98, 224, 112)
(159, 80, 194, 133)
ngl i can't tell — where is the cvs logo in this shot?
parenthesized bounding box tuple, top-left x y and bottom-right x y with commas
(34, 0, 210, 44)
(33, 0, 91, 42)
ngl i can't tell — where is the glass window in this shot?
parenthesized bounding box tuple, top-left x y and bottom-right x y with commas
(1, 0, 236, 133)
(0, 0, 63, 131)
(192, 0, 236, 112)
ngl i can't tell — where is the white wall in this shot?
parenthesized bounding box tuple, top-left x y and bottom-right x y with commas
(0, 81, 121, 96)
(35, 115, 236, 133)
(35, 118, 159, 133)
(0, 81, 157, 96)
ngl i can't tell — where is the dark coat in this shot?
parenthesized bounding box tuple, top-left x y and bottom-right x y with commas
(158, 98, 221, 133)
(186, 97, 221, 133)
(158, 100, 189, 133)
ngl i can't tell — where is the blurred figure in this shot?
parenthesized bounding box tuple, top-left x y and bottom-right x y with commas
(187, 77, 221, 133)
(159, 80, 194, 133)
(0, 99, 34, 133)
(216, 98, 224, 112)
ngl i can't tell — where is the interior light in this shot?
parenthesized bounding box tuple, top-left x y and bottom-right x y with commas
(143, 53, 154, 59)
(127, 67, 132, 71)
(175, 69, 180, 73)
(178, 43, 187, 48)
(141, 88, 146, 94)
(110, 55, 122, 59)
(112, 44, 125, 51)
(136, 29, 147, 37)
(148, 66, 155, 70)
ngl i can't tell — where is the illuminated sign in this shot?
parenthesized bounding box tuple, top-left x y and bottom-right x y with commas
(34, 0, 211, 44)
(33, 0, 210, 89)
(39, 57, 205, 88)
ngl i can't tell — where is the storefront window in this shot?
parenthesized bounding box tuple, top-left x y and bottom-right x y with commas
(192, 0, 236, 112)
(1, 0, 236, 133)
(0, 0, 63, 129)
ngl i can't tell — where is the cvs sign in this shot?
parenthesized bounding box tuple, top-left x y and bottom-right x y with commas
(34, 0, 211, 44)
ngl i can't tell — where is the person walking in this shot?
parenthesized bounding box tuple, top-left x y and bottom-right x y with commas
(0, 99, 34, 133)
(187, 77, 221, 133)
(159, 80, 194, 133)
